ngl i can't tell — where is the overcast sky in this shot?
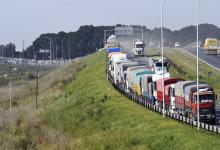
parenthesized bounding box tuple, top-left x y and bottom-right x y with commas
(0, 0, 220, 50)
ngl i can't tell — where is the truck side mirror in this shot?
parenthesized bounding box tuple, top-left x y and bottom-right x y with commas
(216, 94, 218, 100)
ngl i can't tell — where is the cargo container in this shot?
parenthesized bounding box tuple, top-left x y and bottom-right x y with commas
(126, 66, 152, 92)
(113, 60, 131, 84)
(107, 47, 121, 53)
(118, 61, 146, 87)
(155, 78, 182, 108)
(140, 74, 154, 100)
(131, 69, 155, 95)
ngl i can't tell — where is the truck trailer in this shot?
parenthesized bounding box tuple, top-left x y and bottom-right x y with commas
(155, 78, 183, 109)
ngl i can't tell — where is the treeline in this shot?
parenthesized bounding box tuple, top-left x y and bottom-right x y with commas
(0, 43, 18, 58)
(143, 23, 220, 47)
(24, 25, 113, 60)
(1, 24, 220, 59)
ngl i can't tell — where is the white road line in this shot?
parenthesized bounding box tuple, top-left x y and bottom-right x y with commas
(181, 48, 220, 72)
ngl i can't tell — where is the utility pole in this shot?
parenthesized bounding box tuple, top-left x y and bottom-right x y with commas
(1, 46, 3, 64)
(61, 39, 64, 59)
(35, 68, 39, 109)
(68, 39, 70, 60)
(9, 60, 12, 112)
(22, 40, 25, 61)
(32, 44, 35, 59)
(12, 44, 14, 59)
(49, 38, 52, 63)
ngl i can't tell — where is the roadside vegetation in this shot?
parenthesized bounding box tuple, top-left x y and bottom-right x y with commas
(1, 50, 220, 149)
(145, 48, 220, 101)
(0, 64, 57, 110)
(41, 50, 220, 149)
(0, 59, 86, 149)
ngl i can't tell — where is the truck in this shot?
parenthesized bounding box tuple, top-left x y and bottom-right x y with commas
(174, 42, 180, 48)
(109, 53, 127, 80)
(204, 38, 218, 55)
(170, 81, 216, 123)
(132, 40, 145, 56)
(140, 74, 154, 102)
(149, 57, 169, 75)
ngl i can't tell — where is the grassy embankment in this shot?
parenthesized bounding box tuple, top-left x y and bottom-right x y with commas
(0, 60, 86, 149)
(2, 50, 220, 149)
(145, 48, 220, 101)
(42, 50, 220, 149)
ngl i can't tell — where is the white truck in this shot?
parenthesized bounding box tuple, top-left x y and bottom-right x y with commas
(149, 57, 169, 75)
(133, 40, 145, 56)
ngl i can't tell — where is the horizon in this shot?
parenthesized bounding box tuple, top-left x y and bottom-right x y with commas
(11, 23, 219, 52)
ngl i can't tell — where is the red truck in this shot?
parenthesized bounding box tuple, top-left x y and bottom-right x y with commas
(170, 81, 216, 123)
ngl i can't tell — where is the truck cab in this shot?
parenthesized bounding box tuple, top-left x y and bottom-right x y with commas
(204, 38, 218, 55)
(153, 59, 169, 75)
(133, 40, 145, 56)
(192, 90, 216, 123)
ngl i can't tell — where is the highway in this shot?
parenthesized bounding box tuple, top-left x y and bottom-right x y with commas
(182, 46, 220, 124)
(117, 37, 220, 125)
(183, 46, 220, 70)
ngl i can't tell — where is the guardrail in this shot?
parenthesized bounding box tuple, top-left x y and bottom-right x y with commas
(107, 73, 220, 135)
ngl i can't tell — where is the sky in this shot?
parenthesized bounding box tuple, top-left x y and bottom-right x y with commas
(0, 0, 220, 50)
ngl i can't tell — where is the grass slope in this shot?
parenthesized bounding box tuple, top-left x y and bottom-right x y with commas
(43, 50, 220, 149)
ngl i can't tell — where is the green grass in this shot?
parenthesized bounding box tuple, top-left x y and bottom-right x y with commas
(0, 59, 86, 149)
(145, 48, 220, 101)
(42, 50, 220, 149)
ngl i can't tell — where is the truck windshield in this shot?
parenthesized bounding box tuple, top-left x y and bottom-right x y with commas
(209, 41, 217, 46)
(136, 44, 144, 48)
(194, 94, 215, 103)
(155, 62, 168, 67)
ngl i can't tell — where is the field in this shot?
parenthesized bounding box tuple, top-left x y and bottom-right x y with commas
(0, 63, 57, 110)
(1, 50, 220, 149)
(145, 48, 220, 102)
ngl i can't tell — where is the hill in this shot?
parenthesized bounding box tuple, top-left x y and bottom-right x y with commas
(1, 50, 220, 149)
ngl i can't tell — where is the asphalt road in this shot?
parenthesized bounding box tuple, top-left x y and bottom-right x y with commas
(183, 47, 220, 70)
(215, 104, 220, 124)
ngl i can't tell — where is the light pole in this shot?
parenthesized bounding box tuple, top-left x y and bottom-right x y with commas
(43, 37, 53, 63)
(68, 39, 70, 60)
(22, 40, 25, 61)
(196, 0, 200, 130)
(142, 27, 144, 41)
(104, 29, 115, 80)
(1, 46, 3, 64)
(161, 0, 166, 118)
(9, 60, 12, 112)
